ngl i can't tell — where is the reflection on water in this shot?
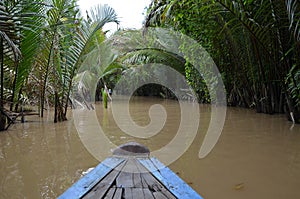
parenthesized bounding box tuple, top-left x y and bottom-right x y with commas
(0, 97, 299, 199)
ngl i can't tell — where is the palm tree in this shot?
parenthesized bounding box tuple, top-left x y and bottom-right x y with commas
(11, 0, 45, 111)
(0, 0, 41, 130)
(31, 1, 119, 122)
(144, 0, 300, 122)
(0, 0, 22, 108)
(0, 0, 119, 129)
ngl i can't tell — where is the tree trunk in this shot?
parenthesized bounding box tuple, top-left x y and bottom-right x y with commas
(10, 62, 19, 111)
(0, 37, 3, 108)
(54, 92, 67, 123)
(0, 37, 7, 131)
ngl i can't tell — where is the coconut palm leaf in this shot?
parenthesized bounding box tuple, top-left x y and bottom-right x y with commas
(105, 29, 186, 75)
(10, 0, 45, 109)
(0, 1, 22, 62)
(62, 4, 119, 114)
(215, 0, 275, 55)
(287, 0, 300, 42)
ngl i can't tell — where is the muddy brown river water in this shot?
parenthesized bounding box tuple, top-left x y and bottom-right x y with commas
(0, 97, 299, 199)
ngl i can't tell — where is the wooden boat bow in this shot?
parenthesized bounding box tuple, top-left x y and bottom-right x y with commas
(58, 142, 203, 199)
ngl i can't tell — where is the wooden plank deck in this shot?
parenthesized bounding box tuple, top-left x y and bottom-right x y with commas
(59, 142, 203, 199)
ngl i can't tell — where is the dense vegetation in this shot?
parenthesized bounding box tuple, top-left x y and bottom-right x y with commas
(0, 0, 118, 130)
(0, 0, 299, 131)
(144, 0, 300, 122)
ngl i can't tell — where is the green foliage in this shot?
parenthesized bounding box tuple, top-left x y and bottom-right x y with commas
(145, 0, 300, 119)
(286, 65, 300, 107)
(29, 2, 118, 121)
(0, 0, 119, 125)
(99, 29, 187, 98)
(185, 62, 210, 103)
(287, 0, 300, 42)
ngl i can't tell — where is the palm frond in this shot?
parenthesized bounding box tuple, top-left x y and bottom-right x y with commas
(287, 0, 300, 42)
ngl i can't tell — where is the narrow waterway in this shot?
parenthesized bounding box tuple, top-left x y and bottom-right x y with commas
(0, 97, 299, 198)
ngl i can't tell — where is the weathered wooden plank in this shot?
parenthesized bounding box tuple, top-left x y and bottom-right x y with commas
(133, 172, 144, 188)
(123, 188, 154, 199)
(139, 157, 203, 199)
(58, 157, 124, 199)
(124, 188, 133, 199)
(122, 158, 139, 173)
(141, 172, 163, 191)
(82, 184, 110, 199)
(142, 188, 155, 199)
(113, 188, 123, 199)
(153, 192, 168, 199)
(83, 160, 126, 198)
(155, 189, 177, 199)
(140, 173, 149, 188)
(116, 158, 137, 188)
(139, 169, 176, 199)
(133, 159, 152, 188)
(116, 171, 134, 188)
(129, 158, 146, 188)
(104, 188, 116, 199)
(132, 188, 144, 198)
(134, 158, 176, 198)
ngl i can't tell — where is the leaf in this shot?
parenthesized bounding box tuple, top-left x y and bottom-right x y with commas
(234, 183, 245, 190)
